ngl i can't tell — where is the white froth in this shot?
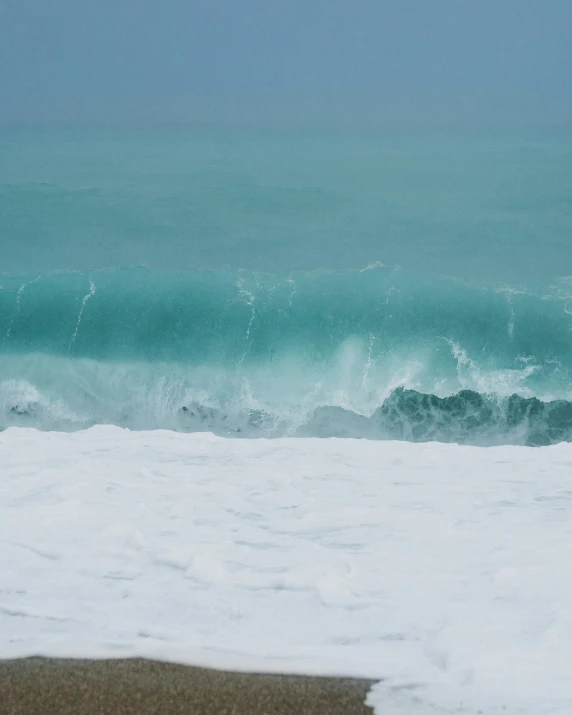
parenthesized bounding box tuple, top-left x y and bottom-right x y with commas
(1, 427, 571, 714)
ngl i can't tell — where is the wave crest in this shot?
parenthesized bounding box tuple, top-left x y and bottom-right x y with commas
(1, 267, 571, 444)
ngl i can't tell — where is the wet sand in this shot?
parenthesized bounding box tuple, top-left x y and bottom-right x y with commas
(0, 657, 375, 715)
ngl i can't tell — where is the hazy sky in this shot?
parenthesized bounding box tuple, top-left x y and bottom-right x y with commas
(1, 0, 571, 126)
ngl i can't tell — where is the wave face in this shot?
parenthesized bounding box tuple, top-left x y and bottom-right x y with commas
(1, 266, 572, 445)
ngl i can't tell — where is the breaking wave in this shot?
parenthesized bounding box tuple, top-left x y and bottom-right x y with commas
(1, 265, 571, 445)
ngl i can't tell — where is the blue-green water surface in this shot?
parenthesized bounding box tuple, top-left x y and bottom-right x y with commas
(0, 129, 571, 444)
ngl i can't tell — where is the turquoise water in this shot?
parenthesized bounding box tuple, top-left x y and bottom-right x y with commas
(1, 130, 571, 443)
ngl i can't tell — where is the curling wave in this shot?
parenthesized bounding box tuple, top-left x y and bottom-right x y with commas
(0, 266, 571, 445)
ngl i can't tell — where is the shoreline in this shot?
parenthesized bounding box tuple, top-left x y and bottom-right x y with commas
(0, 657, 375, 715)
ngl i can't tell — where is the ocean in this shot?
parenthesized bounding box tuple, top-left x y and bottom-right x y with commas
(1, 129, 571, 444)
(2, 129, 572, 715)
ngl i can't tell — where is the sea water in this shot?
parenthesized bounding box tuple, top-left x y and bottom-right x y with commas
(3, 128, 572, 715)
(1, 128, 571, 444)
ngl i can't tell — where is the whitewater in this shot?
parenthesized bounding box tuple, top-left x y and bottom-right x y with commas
(2, 129, 572, 714)
(2, 427, 572, 715)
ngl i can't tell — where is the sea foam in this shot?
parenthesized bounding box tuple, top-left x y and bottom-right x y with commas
(2, 427, 571, 715)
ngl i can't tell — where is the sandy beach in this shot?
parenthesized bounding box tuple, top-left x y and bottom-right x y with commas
(0, 658, 375, 715)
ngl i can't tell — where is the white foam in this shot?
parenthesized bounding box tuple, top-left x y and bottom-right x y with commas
(69, 278, 96, 352)
(1, 427, 571, 714)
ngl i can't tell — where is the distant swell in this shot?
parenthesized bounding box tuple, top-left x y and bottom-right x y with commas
(1, 266, 571, 445)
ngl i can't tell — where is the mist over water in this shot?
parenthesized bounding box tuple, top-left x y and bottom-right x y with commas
(2, 0, 571, 128)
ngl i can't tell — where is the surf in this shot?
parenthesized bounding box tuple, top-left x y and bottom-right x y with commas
(0, 265, 571, 444)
